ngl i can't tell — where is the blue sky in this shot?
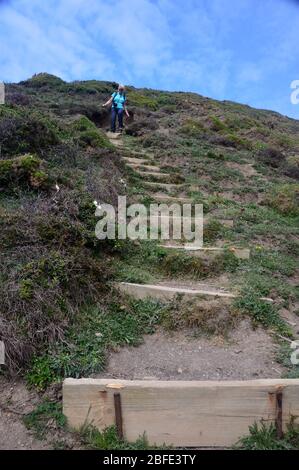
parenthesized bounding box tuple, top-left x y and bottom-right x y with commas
(0, 0, 298, 118)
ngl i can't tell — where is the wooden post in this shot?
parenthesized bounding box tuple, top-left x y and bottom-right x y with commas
(275, 389, 283, 439)
(114, 392, 124, 441)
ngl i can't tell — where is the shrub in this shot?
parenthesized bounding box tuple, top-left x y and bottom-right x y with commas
(71, 115, 96, 132)
(0, 154, 49, 191)
(256, 147, 285, 168)
(204, 220, 224, 242)
(21, 73, 65, 89)
(225, 133, 252, 150)
(76, 128, 113, 149)
(179, 119, 205, 137)
(210, 116, 227, 132)
(0, 109, 60, 157)
(264, 184, 299, 216)
(127, 91, 159, 110)
(126, 118, 158, 137)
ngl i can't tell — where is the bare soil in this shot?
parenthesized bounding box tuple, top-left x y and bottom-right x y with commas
(97, 320, 285, 381)
(0, 379, 51, 450)
(0, 378, 79, 450)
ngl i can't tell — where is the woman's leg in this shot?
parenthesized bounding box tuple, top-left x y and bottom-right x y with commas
(111, 107, 117, 132)
(117, 109, 124, 131)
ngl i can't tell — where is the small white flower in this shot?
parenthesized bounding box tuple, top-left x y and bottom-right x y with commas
(55, 183, 60, 192)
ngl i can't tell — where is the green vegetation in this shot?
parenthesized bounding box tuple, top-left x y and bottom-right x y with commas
(127, 91, 159, 110)
(70, 115, 113, 149)
(26, 298, 166, 389)
(0, 154, 49, 191)
(265, 183, 299, 217)
(79, 425, 154, 450)
(236, 421, 299, 450)
(23, 400, 66, 439)
(1, 74, 298, 417)
(276, 343, 299, 379)
(179, 119, 205, 137)
(234, 292, 292, 336)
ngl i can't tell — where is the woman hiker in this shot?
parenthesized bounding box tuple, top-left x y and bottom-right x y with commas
(102, 84, 129, 133)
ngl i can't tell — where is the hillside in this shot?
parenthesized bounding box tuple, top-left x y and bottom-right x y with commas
(0, 73, 299, 448)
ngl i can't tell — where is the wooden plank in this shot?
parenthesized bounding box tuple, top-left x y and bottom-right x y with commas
(159, 244, 251, 260)
(116, 281, 236, 300)
(136, 170, 171, 181)
(0, 341, 5, 365)
(63, 378, 299, 447)
(127, 164, 160, 172)
(143, 182, 185, 190)
(115, 282, 273, 303)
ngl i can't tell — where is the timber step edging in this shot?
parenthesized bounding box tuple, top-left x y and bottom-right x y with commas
(116, 282, 273, 302)
(63, 378, 299, 447)
(159, 244, 250, 259)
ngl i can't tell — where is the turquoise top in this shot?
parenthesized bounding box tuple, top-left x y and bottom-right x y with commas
(112, 92, 126, 109)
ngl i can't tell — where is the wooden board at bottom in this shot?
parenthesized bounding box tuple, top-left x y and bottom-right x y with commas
(63, 378, 299, 447)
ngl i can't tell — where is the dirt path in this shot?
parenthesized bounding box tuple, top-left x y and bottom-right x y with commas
(97, 320, 284, 381)
(0, 379, 51, 450)
(0, 378, 80, 450)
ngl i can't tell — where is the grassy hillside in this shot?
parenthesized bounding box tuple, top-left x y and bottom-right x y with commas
(0, 72, 298, 389)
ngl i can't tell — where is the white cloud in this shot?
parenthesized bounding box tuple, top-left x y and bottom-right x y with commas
(0, 0, 298, 117)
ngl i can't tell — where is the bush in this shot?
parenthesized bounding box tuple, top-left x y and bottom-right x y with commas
(210, 116, 227, 132)
(204, 220, 224, 242)
(127, 91, 159, 110)
(179, 119, 205, 137)
(256, 147, 285, 168)
(0, 108, 61, 157)
(264, 184, 299, 216)
(0, 154, 49, 191)
(126, 118, 158, 136)
(76, 128, 112, 148)
(71, 115, 97, 132)
(21, 73, 65, 89)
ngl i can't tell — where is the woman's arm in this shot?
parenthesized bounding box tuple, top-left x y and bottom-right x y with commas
(124, 103, 130, 117)
(102, 97, 113, 107)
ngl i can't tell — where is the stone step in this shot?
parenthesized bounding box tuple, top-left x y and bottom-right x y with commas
(116, 282, 272, 302)
(158, 244, 250, 260)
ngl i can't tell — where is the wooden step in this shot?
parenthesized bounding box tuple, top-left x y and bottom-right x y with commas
(127, 164, 160, 172)
(63, 378, 299, 448)
(135, 170, 171, 181)
(130, 215, 233, 227)
(106, 131, 122, 139)
(129, 216, 234, 232)
(116, 282, 273, 302)
(150, 194, 193, 204)
(120, 148, 155, 159)
(159, 244, 250, 260)
(122, 157, 150, 165)
(144, 182, 185, 191)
